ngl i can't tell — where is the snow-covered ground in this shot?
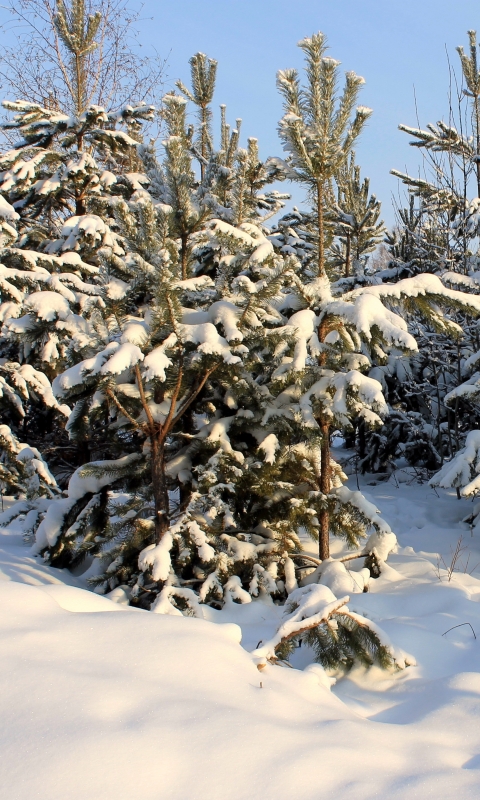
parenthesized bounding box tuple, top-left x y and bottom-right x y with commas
(3, 473, 480, 799)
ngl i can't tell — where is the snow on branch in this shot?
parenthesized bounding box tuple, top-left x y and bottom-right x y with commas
(346, 274, 480, 317)
(138, 533, 174, 582)
(251, 584, 350, 664)
(326, 294, 417, 350)
(251, 583, 414, 671)
(299, 369, 387, 429)
(151, 586, 204, 617)
(430, 430, 480, 496)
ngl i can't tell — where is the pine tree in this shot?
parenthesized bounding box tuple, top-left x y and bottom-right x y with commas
(276, 33, 372, 280)
(276, 34, 374, 558)
(271, 33, 480, 560)
(382, 31, 480, 473)
(5, 26, 480, 682)
(251, 583, 414, 672)
(392, 31, 480, 276)
(331, 153, 385, 282)
(456, 31, 480, 196)
(176, 52, 217, 181)
(1, 52, 314, 610)
(54, 0, 102, 117)
(430, 429, 480, 535)
(0, 0, 165, 121)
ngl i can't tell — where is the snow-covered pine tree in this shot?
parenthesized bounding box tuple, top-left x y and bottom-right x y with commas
(430, 429, 480, 533)
(267, 32, 480, 561)
(251, 582, 414, 672)
(5, 28, 480, 681)
(358, 196, 460, 477)
(0, 26, 438, 674)
(375, 30, 480, 474)
(1, 51, 318, 611)
(392, 31, 480, 277)
(330, 152, 385, 283)
(381, 196, 447, 281)
(273, 33, 381, 560)
(1, 41, 398, 634)
(0, 0, 158, 542)
(0, 354, 68, 505)
(0, 96, 155, 475)
(176, 52, 217, 181)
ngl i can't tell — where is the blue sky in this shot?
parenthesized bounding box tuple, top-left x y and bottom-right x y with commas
(137, 0, 480, 226)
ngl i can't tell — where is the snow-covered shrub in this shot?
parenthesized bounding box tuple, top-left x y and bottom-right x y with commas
(251, 583, 414, 672)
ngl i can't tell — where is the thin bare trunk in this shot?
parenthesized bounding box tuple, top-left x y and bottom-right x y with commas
(75, 193, 86, 215)
(200, 105, 207, 181)
(150, 436, 169, 541)
(317, 314, 331, 559)
(134, 363, 175, 543)
(475, 95, 480, 198)
(75, 51, 84, 116)
(317, 179, 325, 277)
(180, 233, 188, 280)
(431, 359, 444, 464)
(345, 232, 351, 278)
(318, 419, 330, 560)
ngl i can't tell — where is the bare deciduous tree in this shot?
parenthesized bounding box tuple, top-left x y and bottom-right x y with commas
(0, 0, 166, 120)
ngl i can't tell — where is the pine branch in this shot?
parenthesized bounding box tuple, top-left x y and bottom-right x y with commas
(106, 387, 143, 431)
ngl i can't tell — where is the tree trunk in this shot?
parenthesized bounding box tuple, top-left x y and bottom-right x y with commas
(75, 194, 86, 215)
(318, 419, 330, 560)
(317, 315, 331, 559)
(151, 435, 169, 543)
(358, 419, 366, 464)
(77, 438, 90, 466)
(317, 179, 325, 277)
(345, 232, 351, 278)
(200, 105, 207, 182)
(475, 95, 480, 199)
(180, 233, 188, 280)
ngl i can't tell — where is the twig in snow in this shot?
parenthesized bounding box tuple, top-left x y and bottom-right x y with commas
(442, 622, 476, 639)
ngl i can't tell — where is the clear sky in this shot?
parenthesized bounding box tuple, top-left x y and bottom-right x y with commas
(135, 0, 480, 227)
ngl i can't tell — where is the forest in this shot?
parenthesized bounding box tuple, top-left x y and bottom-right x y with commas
(2, 2, 480, 798)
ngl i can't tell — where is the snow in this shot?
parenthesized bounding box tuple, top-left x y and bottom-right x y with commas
(317, 558, 370, 594)
(120, 320, 149, 345)
(25, 290, 70, 321)
(59, 214, 119, 252)
(328, 293, 417, 350)
(349, 272, 480, 316)
(251, 584, 351, 664)
(258, 433, 280, 464)
(5, 470, 480, 797)
(67, 455, 141, 501)
(188, 520, 216, 562)
(151, 585, 204, 616)
(223, 574, 253, 604)
(299, 369, 387, 429)
(33, 455, 141, 550)
(180, 321, 241, 364)
(104, 277, 129, 299)
(138, 533, 173, 581)
(142, 333, 177, 381)
(0, 193, 19, 220)
(33, 497, 77, 549)
(286, 308, 319, 370)
(11, 363, 69, 414)
(100, 341, 144, 375)
(53, 342, 120, 395)
(430, 430, 480, 496)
